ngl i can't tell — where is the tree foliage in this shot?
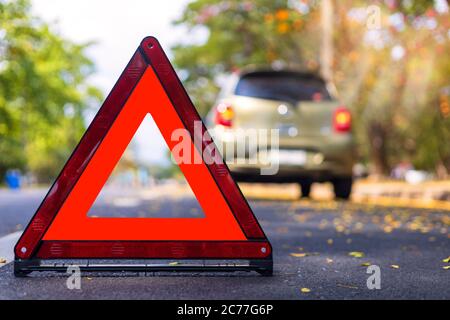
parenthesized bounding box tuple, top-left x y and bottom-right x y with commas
(334, 0, 450, 175)
(172, 0, 450, 176)
(172, 0, 321, 114)
(0, 0, 102, 182)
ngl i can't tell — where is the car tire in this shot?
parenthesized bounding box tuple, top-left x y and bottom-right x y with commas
(332, 177, 353, 199)
(299, 181, 312, 198)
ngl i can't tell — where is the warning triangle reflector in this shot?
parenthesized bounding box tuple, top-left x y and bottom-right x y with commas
(14, 37, 272, 276)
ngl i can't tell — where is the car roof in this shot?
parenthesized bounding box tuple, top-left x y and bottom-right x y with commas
(237, 68, 325, 82)
(224, 68, 339, 100)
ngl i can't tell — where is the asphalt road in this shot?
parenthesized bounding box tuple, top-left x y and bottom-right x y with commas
(0, 186, 449, 299)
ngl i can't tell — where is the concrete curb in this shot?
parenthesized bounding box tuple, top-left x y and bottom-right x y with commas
(238, 180, 450, 211)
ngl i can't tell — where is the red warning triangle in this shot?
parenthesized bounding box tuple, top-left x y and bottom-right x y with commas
(15, 37, 271, 270)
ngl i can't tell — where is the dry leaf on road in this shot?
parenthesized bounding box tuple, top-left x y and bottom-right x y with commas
(348, 251, 365, 258)
(300, 288, 311, 293)
(290, 253, 306, 257)
(290, 252, 319, 258)
(390, 264, 400, 269)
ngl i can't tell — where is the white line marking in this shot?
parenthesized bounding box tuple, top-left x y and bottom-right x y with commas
(0, 231, 22, 267)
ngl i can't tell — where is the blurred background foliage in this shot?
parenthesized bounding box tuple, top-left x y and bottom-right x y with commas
(172, 0, 450, 177)
(0, 0, 102, 182)
(0, 0, 449, 182)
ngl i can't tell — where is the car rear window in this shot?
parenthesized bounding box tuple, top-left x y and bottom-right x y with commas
(234, 72, 332, 102)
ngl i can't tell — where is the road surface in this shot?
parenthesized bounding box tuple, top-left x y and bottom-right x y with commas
(0, 186, 449, 299)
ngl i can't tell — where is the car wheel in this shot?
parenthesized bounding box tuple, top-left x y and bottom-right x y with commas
(332, 177, 353, 199)
(299, 181, 312, 198)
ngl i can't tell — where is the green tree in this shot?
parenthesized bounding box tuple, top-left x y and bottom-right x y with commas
(172, 0, 320, 115)
(0, 0, 102, 182)
(334, 0, 450, 176)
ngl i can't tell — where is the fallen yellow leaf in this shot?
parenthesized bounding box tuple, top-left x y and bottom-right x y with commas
(348, 251, 365, 258)
(290, 252, 320, 258)
(290, 253, 306, 257)
(0, 257, 6, 264)
(390, 264, 400, 269)
(169, 261, 179, 266)
(327, 239, 333, 245)
(300, 288, 311, 293)
(383, 226, 393, 233)
(442, 257, 450, 263)
(443, 266, 450, 270)
(360, 262, 371, 267)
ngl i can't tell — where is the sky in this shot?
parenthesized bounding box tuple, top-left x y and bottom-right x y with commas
(31, 0, 193, 165)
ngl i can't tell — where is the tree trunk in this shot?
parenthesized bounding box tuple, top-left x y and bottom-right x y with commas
(435, 161, 448, 179)
(320, 0, 334, 82)
(368, 122, 389, 176)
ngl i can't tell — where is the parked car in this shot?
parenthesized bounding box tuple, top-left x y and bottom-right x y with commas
(206, 69, 355, 199)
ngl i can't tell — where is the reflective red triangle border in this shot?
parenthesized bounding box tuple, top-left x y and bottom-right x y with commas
(14, 37, 272, 261)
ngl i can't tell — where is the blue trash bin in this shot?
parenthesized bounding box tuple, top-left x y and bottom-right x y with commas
(5, 170, 21, 189)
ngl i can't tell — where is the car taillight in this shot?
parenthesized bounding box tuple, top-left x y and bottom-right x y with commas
(214, 102, 234, 127)
(333, 107, 351, 132)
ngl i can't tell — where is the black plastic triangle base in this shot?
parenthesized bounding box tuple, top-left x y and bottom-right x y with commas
(14, 257, 273, 277)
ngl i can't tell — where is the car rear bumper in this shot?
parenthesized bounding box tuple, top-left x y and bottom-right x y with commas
(222, 139, 354, 182)
(228, 162, 352, 183)
(210, 126, 355, 182)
